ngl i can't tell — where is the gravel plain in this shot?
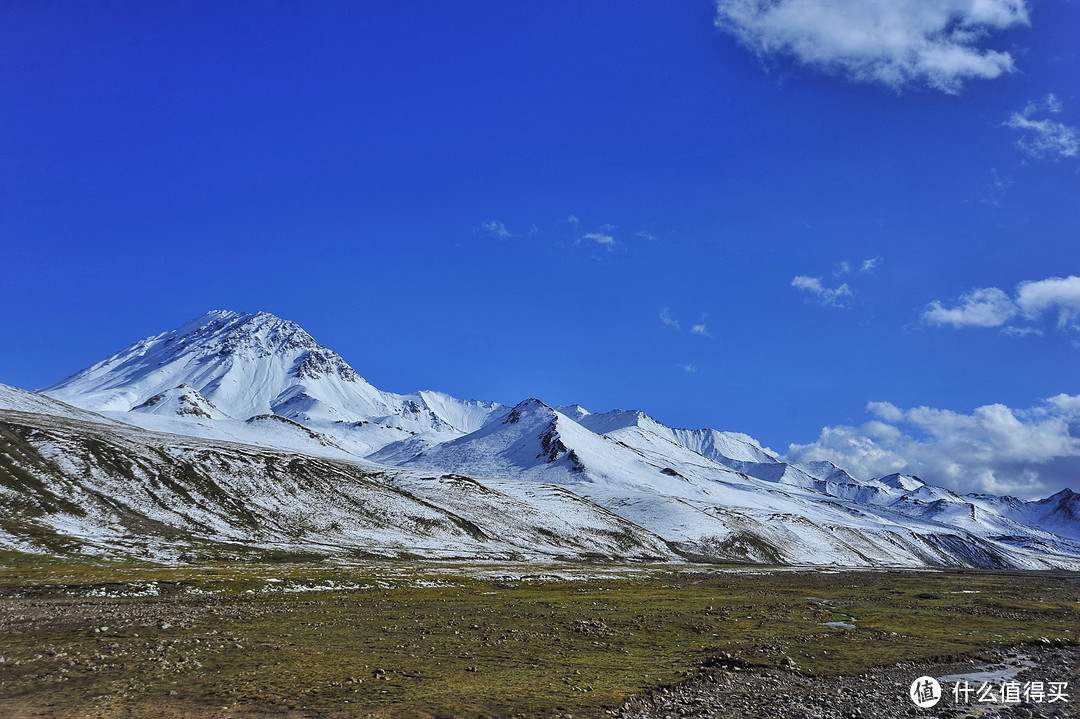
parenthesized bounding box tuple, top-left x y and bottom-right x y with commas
(617, 643, 1079, 719)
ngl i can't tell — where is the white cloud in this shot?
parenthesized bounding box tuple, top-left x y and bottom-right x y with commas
(924, 276, 1080, 333)
(792, 275, 853, 308)
(714, 0, 1029, 93)
(786, 396, 1080, 498)
(476, 220, 514, 239)
(1049, 394, 1080, 412)
(691, 323, 712, 337)
(834, 260, 852, 276)
(866, 400, 904, 423)
(922, 287, 1017, 328)
(681, 363, 698, 373)
(1016, 276, 1080, 329)
(859, 256, 882, 274)
(660, 307, 680, 330)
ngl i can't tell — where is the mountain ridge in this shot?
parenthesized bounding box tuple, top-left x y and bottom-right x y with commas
(2, 309, 1076, 569)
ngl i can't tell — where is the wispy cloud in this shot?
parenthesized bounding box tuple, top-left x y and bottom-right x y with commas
(714, 0, 1029, 94)
(660, 309, 715, 337)
(831, 256, 884, 277)
(786, 395, 1080, 498)
(1005, 94, 1079, 160)
(1023, 93, 1063, 116)
(583, 232, 615, 246)
(791, 275, 853, 308)
(1001, 326, 1043, 338)
(922, 276, 1080, 333)
(681, 363, 698, 374)
(476, 220, 514, 239)
(579, 222, 618, 249)
(482, 215, 660, 255)
(859, 256, 882, 274)
(1004, 117, 1079, 159)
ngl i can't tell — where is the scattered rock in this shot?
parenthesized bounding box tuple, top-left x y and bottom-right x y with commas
(618, 644, 1080, 719)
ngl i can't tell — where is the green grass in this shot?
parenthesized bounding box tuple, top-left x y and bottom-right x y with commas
(0, 562, 1077, 718)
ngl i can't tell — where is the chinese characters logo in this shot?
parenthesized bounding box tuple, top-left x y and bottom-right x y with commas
(910, 676, 1069, 708)
(909, 676, 942, 708)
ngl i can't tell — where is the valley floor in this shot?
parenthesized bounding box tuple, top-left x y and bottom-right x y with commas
(0, 559, 1077, 719)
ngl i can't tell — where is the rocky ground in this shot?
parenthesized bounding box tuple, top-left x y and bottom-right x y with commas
(617, 643, 1079, 719)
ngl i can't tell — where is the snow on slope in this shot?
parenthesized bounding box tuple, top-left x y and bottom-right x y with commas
(0, 402, 674, 562)
(15, 309, 1080, 569)
(1022, 490, 1080, 540)
(879, 473, 927, 492)
(577, 409, 779, 465)
(670, 428, 778, 464)
(0, 382, 123, 424)
(131, 384, 230, 420)
(555, 404, 591, 422)
(42, 310, 505, 457)
(406, 399, 774, 503)
(723, 461, 893, 504)
(878, 482, 1080, 543)
(399, 397, 1080, 565)
(45, 310, 369, 417)
(402, 398, 1080, 569)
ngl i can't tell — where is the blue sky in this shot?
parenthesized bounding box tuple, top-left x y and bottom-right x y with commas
(2, 1, 1078, 497)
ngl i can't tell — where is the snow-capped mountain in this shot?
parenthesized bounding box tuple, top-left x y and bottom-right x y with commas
(0, 384, 670, 562)
(575, 408, 779, 465)
(43, 310, 505, 458)
(2, 309, 1076, 569)
(401, 398, 1080, 568)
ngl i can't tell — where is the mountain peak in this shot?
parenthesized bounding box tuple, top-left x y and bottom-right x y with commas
(41, 311, 506, 443)
(131, 384, 230, 420)
(576, 408, 661, 435)
(555, 404, 591, 421)
(170, 310, 323, 359)
(879, 473, 926, 492)
(43, 310, 365, 416)
(503, 398, 558, 425)
(184, 310, 360, 383)
(1039, 488, 1080, 511)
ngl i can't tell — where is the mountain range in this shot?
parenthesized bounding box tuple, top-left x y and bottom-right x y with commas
(2, 309, 1077, 568)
